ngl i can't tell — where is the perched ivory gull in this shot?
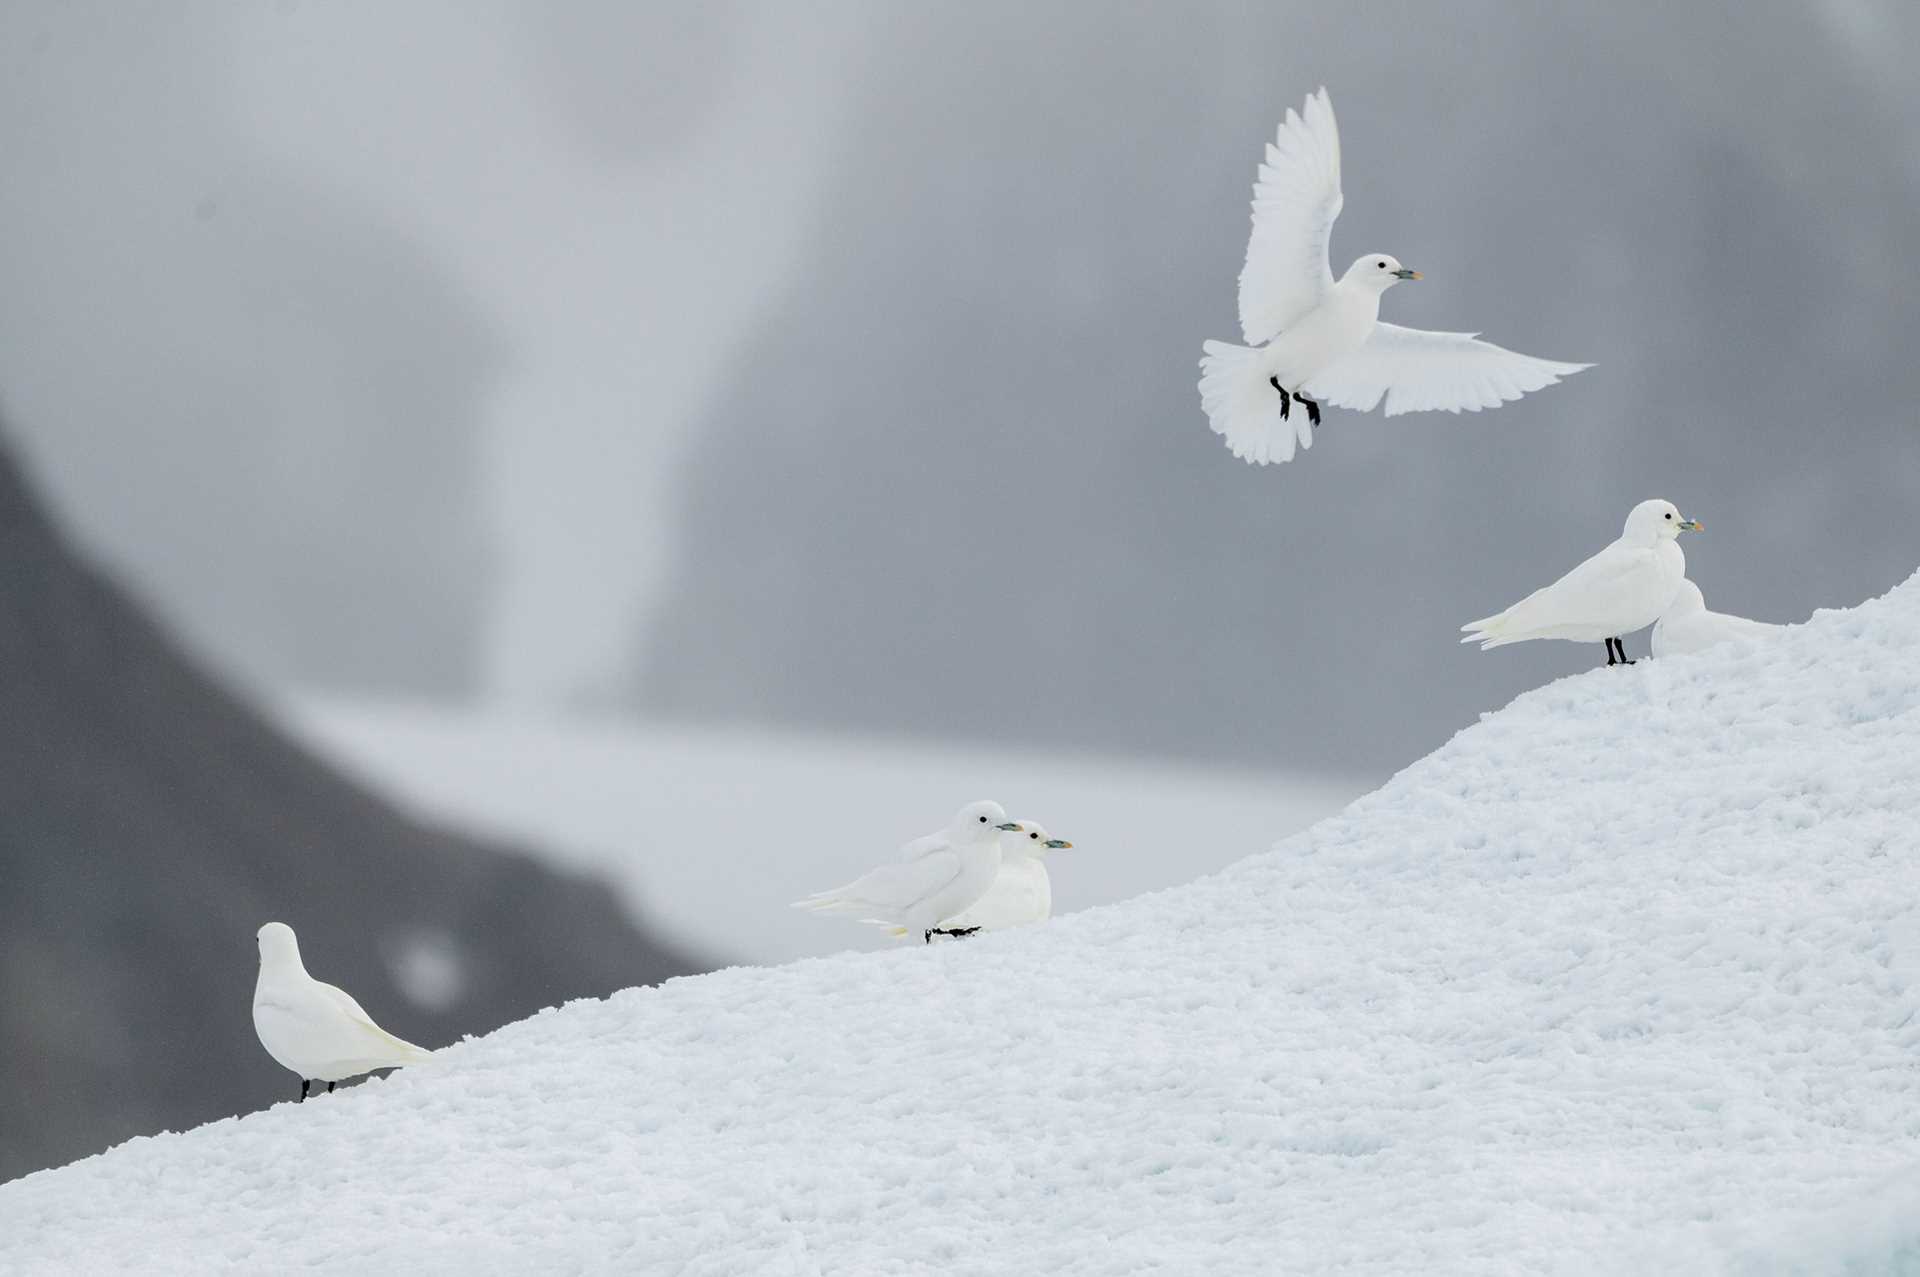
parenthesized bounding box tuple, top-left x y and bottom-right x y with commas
(253, 921, 434, 1101)
(1198, 87, 1590, 465)
(926, 818, 1073, 940)
(1462, 498, 1701, 666)
(793, 800, 1016, 945)
(1652, 580, 1784, 658)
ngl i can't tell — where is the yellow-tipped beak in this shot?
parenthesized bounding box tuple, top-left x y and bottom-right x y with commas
(1679, 518, 1703, 532)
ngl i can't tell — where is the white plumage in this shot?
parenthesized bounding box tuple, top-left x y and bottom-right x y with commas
(1652, 580, 1784, 658)
(933, 819, 1073, 935)
(252, 922, 433, 1098)
(1461, 499, 1701, 660)
(1199, 87, 1590, 466)
(792, 800, 1015, 943)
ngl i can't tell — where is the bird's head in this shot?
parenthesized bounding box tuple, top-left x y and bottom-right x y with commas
(1347, 254, 1420, 292)
(257, 921, 302, 968)
(1626, 498, 1702, 544)
(952, 799, 1020, 840)
(1000, 820, 1073, 858)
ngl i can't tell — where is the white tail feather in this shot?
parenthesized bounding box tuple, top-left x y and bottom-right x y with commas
(1198, 341, 1312, 466)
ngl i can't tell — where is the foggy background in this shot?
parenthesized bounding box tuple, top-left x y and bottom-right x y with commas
(5, 1, 1920, 775)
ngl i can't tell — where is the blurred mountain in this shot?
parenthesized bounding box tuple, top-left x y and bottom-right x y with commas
(636, 1, 1920, 772)
(0, 4, 501, 699)
(0, 434, 698, 1182)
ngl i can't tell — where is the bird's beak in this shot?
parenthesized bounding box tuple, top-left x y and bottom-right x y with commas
(1678, 518, 1702, 532)
(1392, 269, 1421, 280)
(1044, 839, 1073, 850)
(995, 822, 1022, 831)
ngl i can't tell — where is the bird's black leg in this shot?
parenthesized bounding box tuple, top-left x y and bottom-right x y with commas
(1604, 638, 1617, 666)
(1291, 392, 1321, 427)
(1268, 376, 1292, 420)
(327, 1081, 336, 1094)
(299, 1079, 310, 1102)
(924, 929, 934, 945)
(1617, 638, 1635, 666)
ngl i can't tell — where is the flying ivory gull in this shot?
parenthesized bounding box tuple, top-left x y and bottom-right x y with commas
(1198, 88, 1590, 465)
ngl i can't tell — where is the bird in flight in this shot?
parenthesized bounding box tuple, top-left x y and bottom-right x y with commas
(1198, 88, 1591, 466)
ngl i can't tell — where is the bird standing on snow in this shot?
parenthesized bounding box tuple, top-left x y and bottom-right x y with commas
(1461, 498, 1701, 666)
(793, 800, 1017, 945)
(927, 819, 1073, 940)
(253, 921, 434, 1101)
(1652, 580, 1783, 659)
(1198, 88, 1590, 466)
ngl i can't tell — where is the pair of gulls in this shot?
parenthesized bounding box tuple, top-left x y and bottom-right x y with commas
(1461, 497, 1782, 665)
(794, 800, 1072, 944)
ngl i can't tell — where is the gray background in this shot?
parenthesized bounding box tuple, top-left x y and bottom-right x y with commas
(5, 0, 1918, 777)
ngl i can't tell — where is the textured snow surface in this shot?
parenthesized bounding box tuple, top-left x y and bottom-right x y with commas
(7, 573, 1920, 1274)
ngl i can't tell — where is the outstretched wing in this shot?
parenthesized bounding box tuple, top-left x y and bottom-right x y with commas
(1237, 88, 1344, 346)
(1307, 322, 1590, 417)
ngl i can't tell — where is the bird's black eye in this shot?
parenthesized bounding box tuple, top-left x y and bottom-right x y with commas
(978, 815, 988, 823)
(1030, 831, 1040, 840)
(1377, 261, 1387, 269)
(1664, 512, 1672, 519)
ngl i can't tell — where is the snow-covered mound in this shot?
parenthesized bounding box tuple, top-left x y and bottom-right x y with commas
(7, 575, 1920, 1274)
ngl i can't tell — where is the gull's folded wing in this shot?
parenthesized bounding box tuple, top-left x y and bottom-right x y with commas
(1307, 322, 1590, 416)
(1237, 88, 1343, 346)
(318, 980, 431, 1059)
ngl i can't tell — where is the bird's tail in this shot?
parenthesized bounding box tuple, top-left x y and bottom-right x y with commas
(790, 886, 873, 918)
(1459, 609, 1522, 649)
(1198, 340, 1312, 466)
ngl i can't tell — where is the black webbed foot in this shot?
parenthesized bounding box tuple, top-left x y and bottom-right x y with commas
(1291, 392, 1321, 427)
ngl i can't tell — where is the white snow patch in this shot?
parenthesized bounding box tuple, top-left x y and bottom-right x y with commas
(5, 573, 1920, 1273)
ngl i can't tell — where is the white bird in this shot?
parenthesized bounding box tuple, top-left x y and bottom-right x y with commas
(1652, 579, 1783, 659)
(1198, 87, 1590, 466)
(793, 800, 1017, 944)
(1461, 498, 1701, 666)
(253, 921, 434, 1101)
(926, 819, 1074, 939)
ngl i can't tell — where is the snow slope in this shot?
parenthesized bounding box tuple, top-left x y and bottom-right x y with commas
(272, 699, 1366, 964)
(6, 575, 1920, 1273)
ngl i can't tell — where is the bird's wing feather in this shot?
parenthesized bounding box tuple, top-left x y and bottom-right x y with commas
(315, 980, 432, 1060)
(1471, 542, 1653, 636)
(1306, 322, 1590, 416)
(796, 852, 964, 918)
(1237, 88, 1343, 345)
(896, 829, 949, 862)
